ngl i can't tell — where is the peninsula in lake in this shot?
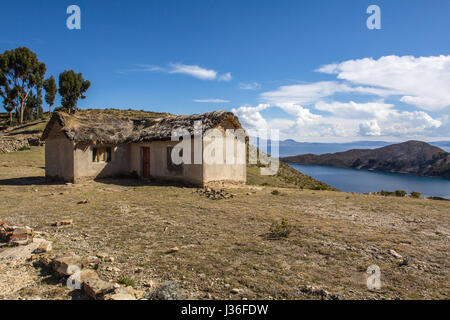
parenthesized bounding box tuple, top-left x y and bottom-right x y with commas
(282, 141, 450, 179)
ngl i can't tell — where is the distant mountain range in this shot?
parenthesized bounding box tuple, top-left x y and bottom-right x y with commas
(249, 138, 450, 157)
(281, 141, 450, 179)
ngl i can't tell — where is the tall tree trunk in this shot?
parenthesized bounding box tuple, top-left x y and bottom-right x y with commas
(9, 111, 12, 125)
(19, 100, 24, 125)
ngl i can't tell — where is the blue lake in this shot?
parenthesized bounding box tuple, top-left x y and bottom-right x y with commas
(289, 164, 450, 199)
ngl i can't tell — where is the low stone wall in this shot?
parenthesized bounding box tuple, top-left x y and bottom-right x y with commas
(0, 134, 44, 153)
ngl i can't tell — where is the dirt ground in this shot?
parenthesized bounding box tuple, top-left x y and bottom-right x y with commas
(0, 147, 449, 300)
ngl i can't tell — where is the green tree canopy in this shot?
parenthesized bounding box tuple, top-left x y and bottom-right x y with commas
(0, 47, 46, 124)
(43, 76, 57, 112)
(58, 70, 90, 113)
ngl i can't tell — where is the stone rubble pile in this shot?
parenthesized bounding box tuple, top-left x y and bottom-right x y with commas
(39, 253, 144, 300)
(0, 220, 53, 268)
(194, 188, 235, 200)
(0, 134, 43, 153)
(0, 219, 34, 246)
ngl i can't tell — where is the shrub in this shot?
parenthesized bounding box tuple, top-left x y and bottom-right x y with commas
(271, 190, 280, 196)
(18, 146, 31, 151)
(410, 191, 421, 199)
(269, 218, 293, 239)
(394, 190, 407, 197)
(117, 277, 135, 288)
(380, 190, 407, 197)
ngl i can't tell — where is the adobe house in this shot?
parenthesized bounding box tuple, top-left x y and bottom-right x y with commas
(41, 111, 247, 186)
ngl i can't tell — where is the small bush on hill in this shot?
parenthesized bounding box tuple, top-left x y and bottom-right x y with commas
(410, 191, 421, 199)
(269, 218, 293, 239)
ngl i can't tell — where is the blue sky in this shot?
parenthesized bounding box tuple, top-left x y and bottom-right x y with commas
(1, 0, 449, 142)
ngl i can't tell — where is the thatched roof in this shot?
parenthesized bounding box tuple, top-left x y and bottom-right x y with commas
(41, 110, 244, 144)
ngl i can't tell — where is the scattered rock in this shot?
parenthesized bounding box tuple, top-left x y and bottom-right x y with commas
(389, 249, 403, 260)
(52, 254, 82, 276)
(104, 291, 136, 300)
(77, 199, 89, 204)
(143, 280, 157, 288)
(1, 221, 33, 243)
(231, 288, 241, 294)
(195, 188, 234, 200)
(166, 247, 179, 254)
(96, 252, 107, 259)
(79, 269, 99, 283)
(52, 219, 73, 227)
(83, 277, 115, 299)
(33, 240, 52, 254)
(150, 281, 184, 300)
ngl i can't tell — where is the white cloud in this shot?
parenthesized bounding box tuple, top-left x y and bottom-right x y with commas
(168, 63, 217, 80)
(315, 101, 394, 119)
(317, 55, 450, 111)
(260, 81, 393, 106)
(239, 82, 261, 90)
(127, 63, 231, 81)
(232, 104, 270, 130)
(193, 99, 230, 103)
(359, 120, 381, 136)
(218, 72, 232, 82)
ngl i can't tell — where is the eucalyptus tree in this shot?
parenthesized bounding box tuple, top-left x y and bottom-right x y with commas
(43, 76, 57, 112)
(0, 47, 46, 124)
(58, 70, 90, 113)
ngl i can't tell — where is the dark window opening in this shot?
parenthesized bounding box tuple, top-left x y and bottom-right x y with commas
(92, 147, 112, 163)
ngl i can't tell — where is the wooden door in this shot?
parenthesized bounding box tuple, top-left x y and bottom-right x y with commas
(142, 147, 150, 178)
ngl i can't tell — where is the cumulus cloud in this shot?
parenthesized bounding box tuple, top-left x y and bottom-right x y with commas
(315, 101, 394, 119)
(243, 55, 449, 141)
(317, 55, 450, 111)
(231, 104, 270, 130)
(359, 120, 381, 136)
(261, 81, 394, 106)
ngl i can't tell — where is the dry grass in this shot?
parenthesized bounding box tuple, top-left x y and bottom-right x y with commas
(0, 147, 449, 300)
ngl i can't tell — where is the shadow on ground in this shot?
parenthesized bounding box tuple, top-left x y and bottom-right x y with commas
(0, 176, 63, 186)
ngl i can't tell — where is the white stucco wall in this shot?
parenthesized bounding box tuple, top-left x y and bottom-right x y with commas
(202, 125, 246, 185)
(44, 124, 75, 182)
(129, 140, 204, 185)
(73, 143, 131, 180)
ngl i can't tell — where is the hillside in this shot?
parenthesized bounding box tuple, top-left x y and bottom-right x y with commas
(282, 141, 450, 179)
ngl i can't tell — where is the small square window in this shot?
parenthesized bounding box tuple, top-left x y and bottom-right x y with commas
(93, 147, 112, 163)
